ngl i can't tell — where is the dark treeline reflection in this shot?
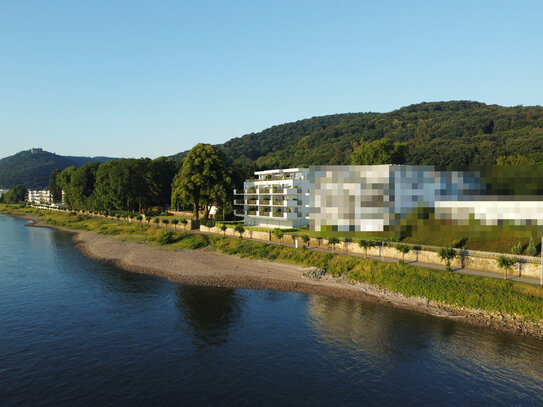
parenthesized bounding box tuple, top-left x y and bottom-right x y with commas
(176, 285, 243, 346)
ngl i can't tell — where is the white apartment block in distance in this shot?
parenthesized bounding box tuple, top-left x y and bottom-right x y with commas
(234, 168, 310, 229)
(27, 189, 53, 205)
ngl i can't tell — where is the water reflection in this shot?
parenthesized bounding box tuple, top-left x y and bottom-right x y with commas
(176, 285, 243, 346)
(307, 295, 543, 391)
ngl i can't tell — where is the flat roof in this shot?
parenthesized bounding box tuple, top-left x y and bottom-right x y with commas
(254, 168, 308, 175)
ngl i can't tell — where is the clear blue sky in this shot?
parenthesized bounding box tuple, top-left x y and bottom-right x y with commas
(1, 0, 542, 159)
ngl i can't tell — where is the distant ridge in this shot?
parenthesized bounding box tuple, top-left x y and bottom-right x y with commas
(0, 149, 116, 188)
(171, 101, 543, 170)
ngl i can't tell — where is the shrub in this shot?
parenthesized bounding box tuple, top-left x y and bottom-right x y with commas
(272, 228, 284, 243)
(171, 219, 179, 228)
(450, 237, 468, 249)
(526, 237, 538, 257)
(158, 230, 177, 245)
(511, 242, 524, 255)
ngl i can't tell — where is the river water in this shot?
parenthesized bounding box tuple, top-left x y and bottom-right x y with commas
(1, 214, 542, 406)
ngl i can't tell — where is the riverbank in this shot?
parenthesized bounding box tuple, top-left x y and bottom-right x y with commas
(10, 211, 543, 340)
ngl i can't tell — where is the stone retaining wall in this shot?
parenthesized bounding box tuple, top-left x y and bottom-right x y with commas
(200, 225, 541, 279)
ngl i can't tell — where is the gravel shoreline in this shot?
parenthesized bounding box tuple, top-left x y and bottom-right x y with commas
(16, 214, 543, 340)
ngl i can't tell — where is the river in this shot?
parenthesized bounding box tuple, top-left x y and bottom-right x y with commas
(1, 214, 542, 406)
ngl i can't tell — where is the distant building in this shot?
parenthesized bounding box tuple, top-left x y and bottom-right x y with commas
(27, 189, 53, 205)
(235, 165, 543, 231)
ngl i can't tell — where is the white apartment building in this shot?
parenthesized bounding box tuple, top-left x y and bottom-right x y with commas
(233, 168, 310, 229)
(27, 189, 53, 205)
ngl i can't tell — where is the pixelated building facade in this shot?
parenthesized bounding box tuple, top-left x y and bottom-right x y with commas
(234, 165, 543, 231)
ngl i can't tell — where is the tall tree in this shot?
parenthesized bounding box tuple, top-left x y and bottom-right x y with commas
(57, 166, 77, 208)
(171, 143, 233, 220)
(48, 169, 63, 203)
(146, 157, 178, 208)
(71, 162, 100, 210)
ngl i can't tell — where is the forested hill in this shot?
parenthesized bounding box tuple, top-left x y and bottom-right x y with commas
(173, 101, 543, 169)
(0, 149, 116, 188)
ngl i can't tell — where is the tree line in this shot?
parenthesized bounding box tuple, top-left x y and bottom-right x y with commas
(48, 144, 240, 220)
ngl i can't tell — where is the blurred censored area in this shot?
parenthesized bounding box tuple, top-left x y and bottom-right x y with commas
(310, 165, 543, 233)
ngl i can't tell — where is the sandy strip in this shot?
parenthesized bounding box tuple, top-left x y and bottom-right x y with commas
(15, 214, 543, 340)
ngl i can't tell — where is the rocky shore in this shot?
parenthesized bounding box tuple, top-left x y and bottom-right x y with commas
(18, 214, 543, 340)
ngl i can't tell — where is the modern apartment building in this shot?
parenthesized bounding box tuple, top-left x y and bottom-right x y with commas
(27, 189, 53, 205)
(233, 168, 310, 228)
(235, 165, 543, 231)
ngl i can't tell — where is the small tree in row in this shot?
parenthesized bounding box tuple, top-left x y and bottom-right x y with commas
(328, 237, 340, 252)
(438, 247, 457, 272)
(234, 224, 245, 239)
(358, 239, 376, 258)
(220, 223, 228, 236)
(496, 255, 516, 280)
(395, 244, 410, 263)
(272, 228, 284, 244)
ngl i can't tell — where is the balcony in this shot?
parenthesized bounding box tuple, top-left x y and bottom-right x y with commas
(259, 211, 271, 217)
(234, 199, 245, 205)
(258, 188, 270, 194)
(247, 210, 257, 216)
(272, 211, 284, 218)
(272, 200, 285, 206)
(247, 199, 258, 205)
(259, 199, 271, 205)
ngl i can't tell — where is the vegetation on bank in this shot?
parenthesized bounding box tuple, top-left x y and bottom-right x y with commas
(2, 204, 543, 322)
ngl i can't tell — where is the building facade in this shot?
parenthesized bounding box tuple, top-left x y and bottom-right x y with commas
(233, 168, 310, 229)
(235, 165, 543, 231)
(27, 189, 53, 205)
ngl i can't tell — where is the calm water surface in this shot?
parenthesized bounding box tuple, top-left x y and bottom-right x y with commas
(1, 214, 542, 406)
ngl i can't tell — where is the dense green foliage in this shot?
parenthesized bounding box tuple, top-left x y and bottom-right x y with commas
(48, 169, 63, 203)
(0, 184, 27, 203)
(0, 148, 115, 188)
(351, 138, 408, 165)
(171, 101, 543, 170)
(171, 143, 233, 220)
(53, 157, 179, 213)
